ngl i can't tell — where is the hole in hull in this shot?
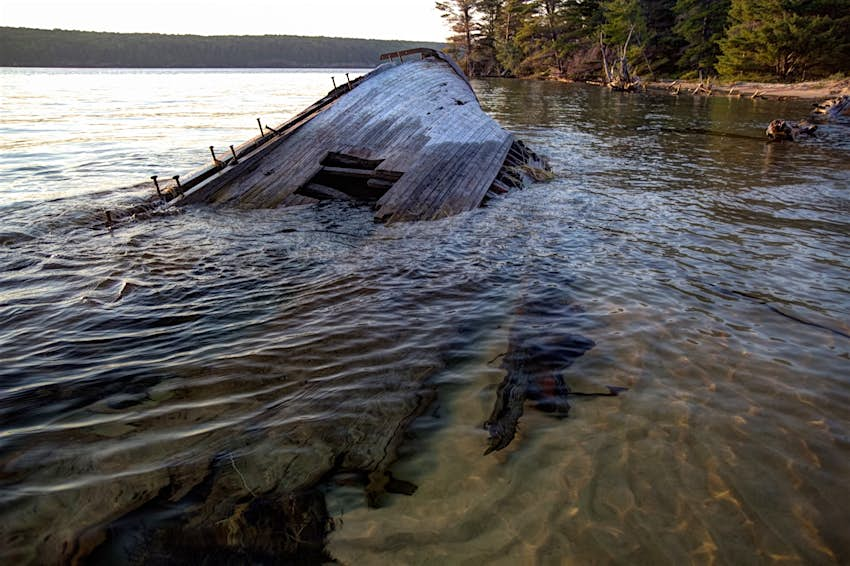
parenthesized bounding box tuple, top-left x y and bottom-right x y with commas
(295, 152, 403, 203)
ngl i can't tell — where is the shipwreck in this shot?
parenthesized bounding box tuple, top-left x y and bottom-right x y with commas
(143, 48, 549, 224)
(0, 51, 618, 566)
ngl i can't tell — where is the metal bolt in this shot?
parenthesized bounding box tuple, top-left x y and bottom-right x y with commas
(209, 145, 224, 168)
(151, 175, 162, 199)
(257, 118, 264, 136)
(345, 73, 352, 91)
(172, 175, 182, 194)
(331, 76, 337, 89)
(230, 145, 239, 163)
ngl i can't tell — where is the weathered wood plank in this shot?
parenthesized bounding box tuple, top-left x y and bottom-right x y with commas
(366, 178, 396, 191)
(321, 152, 384, 169)
(320, 166, 377, 179)
(298, 183, 357, 201)
(489, 178, 511, 195)
(177, 50, 548, 221)
(379, 47, 438, 61)
(372, 170, 405, 182)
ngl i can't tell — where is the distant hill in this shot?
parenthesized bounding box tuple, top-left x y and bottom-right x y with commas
(0, 27, 446, 68)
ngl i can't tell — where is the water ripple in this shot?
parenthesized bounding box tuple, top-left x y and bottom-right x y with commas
(1, 73, 849, 564)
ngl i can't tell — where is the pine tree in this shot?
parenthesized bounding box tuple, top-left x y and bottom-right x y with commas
(474, 0, 504, 75)
(540, 0, 568, 73)
(717, 0, 850, 80)
(436, 0, 478, 76)
(495, 0, 537, 75)
(639, 0, 681, 73)
(504, 1, 571, 77)
(672, 0, 730, 76)
(601, 0, 645, 47)
(429, 0, 848, 81)
(789, 0, 850, 77)
(600, 0, 647, 78)
(561, 0, 604, 32)
(555, 0, 605, 78)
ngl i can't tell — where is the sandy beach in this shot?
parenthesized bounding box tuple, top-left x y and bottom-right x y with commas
(645, 78, 850, 100)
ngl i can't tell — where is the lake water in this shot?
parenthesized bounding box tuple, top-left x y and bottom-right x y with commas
(1, 68, 849, 565)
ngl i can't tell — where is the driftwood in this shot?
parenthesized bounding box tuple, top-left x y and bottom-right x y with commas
(599, 27, 640, 92)
(692, 83, 711, 96)
(765, 119, 816, 141)
(811, 93, 850, 120)
(766, 94, 850, 141)
(692, 77, 713, 96)
(668, 80, 681, 95)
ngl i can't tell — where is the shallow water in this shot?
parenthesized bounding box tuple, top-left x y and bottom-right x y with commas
(1, 69, 849, 564)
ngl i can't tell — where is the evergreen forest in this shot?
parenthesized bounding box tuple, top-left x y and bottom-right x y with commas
(436, 0, 850, 81)
(4, 1, 849, 83)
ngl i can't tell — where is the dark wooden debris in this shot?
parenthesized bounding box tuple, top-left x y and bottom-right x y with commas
(484, 298, 626, 454)
(765, 119, 817, 141)
(766, 93, 849, 141)
(811, 94, 850, 120)
(600, 26, 642, 93)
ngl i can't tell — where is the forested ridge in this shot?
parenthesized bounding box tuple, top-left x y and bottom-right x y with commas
(436, 0, 850, 81)
(0, 27, 445, 68)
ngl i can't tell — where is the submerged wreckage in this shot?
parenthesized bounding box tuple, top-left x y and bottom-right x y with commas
(0, 51, 623, 566)
(147, 48, 550, 224)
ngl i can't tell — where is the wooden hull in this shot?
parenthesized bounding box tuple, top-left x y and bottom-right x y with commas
(172, 50, 549, 222)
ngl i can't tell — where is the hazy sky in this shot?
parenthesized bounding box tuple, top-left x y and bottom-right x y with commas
(0, 0, 449, 41)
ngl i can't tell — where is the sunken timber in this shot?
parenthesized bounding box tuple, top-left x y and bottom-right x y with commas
(163, 48, 550, 223)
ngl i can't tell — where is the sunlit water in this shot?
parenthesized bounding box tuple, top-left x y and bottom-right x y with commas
(1, 69, 849, 564)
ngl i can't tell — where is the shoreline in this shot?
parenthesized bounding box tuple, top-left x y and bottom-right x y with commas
(642, 78, 850, 101)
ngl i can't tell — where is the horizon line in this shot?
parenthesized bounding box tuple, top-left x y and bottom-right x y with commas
(1, 25, 448, 44)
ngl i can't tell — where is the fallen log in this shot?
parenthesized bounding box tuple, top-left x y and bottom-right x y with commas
(810, 94, 850, 121)
(668, 80, 681, 95)
(766, 94, 849, 141)
(765, 119, 816, 141)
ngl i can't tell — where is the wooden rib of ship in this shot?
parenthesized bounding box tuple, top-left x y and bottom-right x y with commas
(160, 48, 549, 223)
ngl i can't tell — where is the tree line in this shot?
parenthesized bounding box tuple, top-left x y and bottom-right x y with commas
(0, 27, 445, 68)
(436, 0, 850, 81)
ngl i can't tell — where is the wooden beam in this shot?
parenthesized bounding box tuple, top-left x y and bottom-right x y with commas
(297, 182, 356, 201)
(379, 48, 438, 61)
(321, 152, 384, 170)
(366, 178, 395, 191)
(489, 179, 510, 194)
(320, 166, 376, 179)
(371, 169, 404, 182)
